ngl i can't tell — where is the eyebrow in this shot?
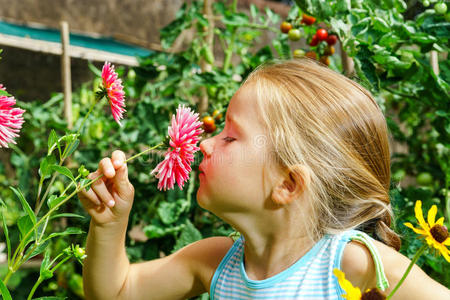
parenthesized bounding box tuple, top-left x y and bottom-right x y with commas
(226, 114, 243, 133)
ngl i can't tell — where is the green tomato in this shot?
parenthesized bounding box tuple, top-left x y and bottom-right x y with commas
(416, 172, 433, 186)
(288, 29, 301, 41)
(423, 0, 430, 7)
(392, 169, 406, 182)
(127, 68, 136, 80)
(72, 103, 80, 122)
(435, 2, 447, 14)
(293, 49, 306, 58)
(89, 122, 103, 139)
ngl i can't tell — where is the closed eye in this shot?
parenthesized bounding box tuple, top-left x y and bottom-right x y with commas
(222, 137, 235, 143)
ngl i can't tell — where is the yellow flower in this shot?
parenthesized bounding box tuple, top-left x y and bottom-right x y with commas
(333, 269, 386, 300)
(404, 200, 450, 262)
(333, 269, 362, 300)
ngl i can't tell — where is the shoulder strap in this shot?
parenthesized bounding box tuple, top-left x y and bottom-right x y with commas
(349, 231, 389, 291)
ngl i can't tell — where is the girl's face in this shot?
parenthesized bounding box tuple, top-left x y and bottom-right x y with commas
(197, 83, 279, 217)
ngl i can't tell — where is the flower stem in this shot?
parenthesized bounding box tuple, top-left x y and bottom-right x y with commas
(124, 143, 164, 163)
(27, 276, 43, 300)
(75, 95, 100, 138)
(386, 244, 428, 299)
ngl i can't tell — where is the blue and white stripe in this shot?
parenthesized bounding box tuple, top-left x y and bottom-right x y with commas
(210, 229, 386, 299)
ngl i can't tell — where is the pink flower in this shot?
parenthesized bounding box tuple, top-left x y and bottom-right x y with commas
(101, 62, 126, 126)
(0, 85, 25, 148)
(151, 105, 204, 191)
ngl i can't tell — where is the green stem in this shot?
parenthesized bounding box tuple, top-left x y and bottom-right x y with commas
(49, 256, 71, 273)
(223, 0, 238, 72)
(27, 277, 43, 300)
(386, 244, 428, 299)
(34, 160, 64, 215)
(125, 143, 164, 163)
(61, 174, 82, 197)
(74, 96, 100, 139)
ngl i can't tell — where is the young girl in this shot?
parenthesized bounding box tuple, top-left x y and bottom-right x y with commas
(78, 59, 449, 299)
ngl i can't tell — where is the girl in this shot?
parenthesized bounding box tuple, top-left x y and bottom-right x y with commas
(78, 59, 449, 299)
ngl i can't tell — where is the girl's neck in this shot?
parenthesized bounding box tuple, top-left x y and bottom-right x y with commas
(225, 211, 316, 281)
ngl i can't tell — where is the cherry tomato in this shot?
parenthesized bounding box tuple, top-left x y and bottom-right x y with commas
(326, 34, 338, 46)
(416, 172, 433, 186)
(301, 14, 316, 25)
(212, 109, 223, 121)
(305, 51, 317, 60)
(280, 21, 293, 34)
(316, 29, 328, 41)
(293, 49, 306, 58)
(435, 2, 447, 14)
(324, 45, 335, 56)
(309, 34, 319, 46)
(423, 0, 430, 7)
(288, 29, 301, 41)
(319, 56, 330, 66)
(202, 116, 216, 133)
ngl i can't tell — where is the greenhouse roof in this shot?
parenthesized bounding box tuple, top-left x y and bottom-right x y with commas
(0, 20, 153, 66)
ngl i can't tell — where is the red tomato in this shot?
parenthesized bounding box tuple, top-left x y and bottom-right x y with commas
(305, 51, 317, 60)
(301, 14, 316, 25)
(326, 34, 338, 46)
(202, 116, 216, 133)
(280, 21, 293, 34)
(309, 34, 319, 46)
(316, 29, 328, 41)
(319, 56, 330, 66)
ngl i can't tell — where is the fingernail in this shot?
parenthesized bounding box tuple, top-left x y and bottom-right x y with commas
(107, 200, 115, 207)
(113, 160, 123, 167)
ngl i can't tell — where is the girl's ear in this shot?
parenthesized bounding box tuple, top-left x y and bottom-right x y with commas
(271, 164, 310, 206)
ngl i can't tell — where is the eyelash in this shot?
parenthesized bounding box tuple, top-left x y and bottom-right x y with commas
(222, 137, 235, 143)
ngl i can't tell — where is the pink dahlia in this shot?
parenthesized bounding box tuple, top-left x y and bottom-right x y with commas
(0, 85, 25, 148)
(101, 62, 126, 126)
(151, 105, 204, 191)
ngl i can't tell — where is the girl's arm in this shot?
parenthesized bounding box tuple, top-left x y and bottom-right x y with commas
(342, 240, 450, 299)
(78, 150, 234, 299)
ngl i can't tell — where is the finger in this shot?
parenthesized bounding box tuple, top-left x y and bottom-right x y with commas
(113, 163, 133, 200)
(91, 174, 116, 208)
(111, 150, 127, 169)
(99, 157, 115, 179)
(78, 185, 101, 206)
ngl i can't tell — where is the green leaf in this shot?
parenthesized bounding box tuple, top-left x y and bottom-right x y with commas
(10, 186, 36, 224)
(43, 227, 84, 242)
(0, 207, 11, 266)
(40, 248, 52, 275)
(64, 139, 79, 158)
(47, 195, 66, 210)
(39, 155, 57, 179)
(49, 213, 85, 220)
(0, 279, 12, 300)
(17, 215, 34, 243)
(172, 220, 202, 252)
(47, 130, 60, 156)
(33, 297, 67, 300)
(87, 61, 102, 77)
(24, 239, 50, 262)
(51, 165, 75, 183)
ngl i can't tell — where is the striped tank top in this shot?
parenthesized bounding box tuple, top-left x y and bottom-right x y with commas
(210, 230, 389, 299)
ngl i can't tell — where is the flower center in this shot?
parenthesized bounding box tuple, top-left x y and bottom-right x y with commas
(361, 288, 386, 300)
(430, 224, 448, 243)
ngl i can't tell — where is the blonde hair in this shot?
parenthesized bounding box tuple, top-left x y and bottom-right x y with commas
(244, 58, 401, 250)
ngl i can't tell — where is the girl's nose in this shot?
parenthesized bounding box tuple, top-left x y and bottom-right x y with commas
(200, 139, 213, 157)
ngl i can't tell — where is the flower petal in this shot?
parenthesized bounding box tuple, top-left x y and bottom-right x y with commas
(427, 205, 437, 227)
(414, 200, 429, 231)
(443, 238, 450, 246)
(435, 217, 444, 226)
(404, 222, 427, 236)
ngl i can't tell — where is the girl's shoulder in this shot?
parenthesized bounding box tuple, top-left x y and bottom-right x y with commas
(342, 237, 450, 299)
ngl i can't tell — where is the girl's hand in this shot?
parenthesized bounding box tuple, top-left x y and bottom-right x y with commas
(77, 150, 135, 226)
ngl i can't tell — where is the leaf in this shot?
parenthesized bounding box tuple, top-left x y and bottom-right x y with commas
(10, 186, 36, 224)
(49, 213, 85, 221)
(0, 207, 11, 265)
(47, 195, 66, 210)
(33, 297, 67, 300)
(43, 227, 84, 242)
(51, 165, 75, 183)
(40, 248, 52, 276)
(172, 220, 202, 252)
(0, 279, 12, 300)
(87, 61, 102, 77)
(47, 130, 60, 156)
(17, 215, 34, 245)
(64, 139, 79, 157)
(39, 155, 57, 179)
(24, 239, 50, 262)
(0, 89, 10, 97)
